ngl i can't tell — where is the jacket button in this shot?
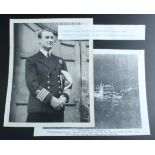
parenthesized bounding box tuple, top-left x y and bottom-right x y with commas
(58, 80, 60, 83)
(58, 75, 60, 78)
(47, 81, 50, 83)
(47, 86, 50, 89)
(59, 91, 61, 94)
(59, 86, 61, 88)
(47, 75, 50, 78)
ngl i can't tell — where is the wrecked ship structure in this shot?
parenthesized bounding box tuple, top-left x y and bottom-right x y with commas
(94, 78, 139, 104)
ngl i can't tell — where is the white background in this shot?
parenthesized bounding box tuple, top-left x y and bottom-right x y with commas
(0, 0, 155, 154)
(0, 141, 155, 155)
(0, 0, 155, 14)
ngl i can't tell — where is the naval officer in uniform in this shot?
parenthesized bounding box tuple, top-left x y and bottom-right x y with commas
(25, 29, 72, 122)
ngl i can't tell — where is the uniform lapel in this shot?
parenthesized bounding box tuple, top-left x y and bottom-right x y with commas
(49, 54, 57, 74)
(38, 51, 57, 74)
(38, 51, 49, 68)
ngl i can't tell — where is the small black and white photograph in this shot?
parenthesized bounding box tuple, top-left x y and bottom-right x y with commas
(4, 18, 94, 127)
(93, 49, 150, 134)
(94, 51, 141, 129)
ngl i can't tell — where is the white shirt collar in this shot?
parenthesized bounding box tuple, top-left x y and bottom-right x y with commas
(40, 48, 52, 57)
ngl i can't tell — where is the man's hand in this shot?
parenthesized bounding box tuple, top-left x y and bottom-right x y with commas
(59, 95, 67, 105)
(51, 96, 62, 110)
(51, 96, 67, 110)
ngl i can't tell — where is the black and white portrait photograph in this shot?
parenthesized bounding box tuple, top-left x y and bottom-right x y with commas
(4, 18, 94, 127)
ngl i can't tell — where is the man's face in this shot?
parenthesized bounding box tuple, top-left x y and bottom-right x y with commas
(40, 30, 55, 51)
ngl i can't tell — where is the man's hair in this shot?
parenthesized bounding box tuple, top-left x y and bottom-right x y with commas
(38, 28, 54, 39)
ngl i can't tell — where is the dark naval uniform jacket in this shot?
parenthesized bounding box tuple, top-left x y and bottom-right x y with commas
(25, 51, 69, 114)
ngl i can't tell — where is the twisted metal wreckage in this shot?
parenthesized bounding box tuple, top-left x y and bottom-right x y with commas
(94, 78, 139, 104)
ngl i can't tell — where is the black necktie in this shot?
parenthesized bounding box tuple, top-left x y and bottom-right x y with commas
(47, 52, 50, 59)
(47, 52, 51, 70)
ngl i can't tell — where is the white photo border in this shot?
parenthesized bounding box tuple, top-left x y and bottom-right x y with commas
(34, 49, 150, 136)
(3, 18, 94, 127)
